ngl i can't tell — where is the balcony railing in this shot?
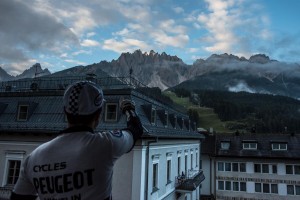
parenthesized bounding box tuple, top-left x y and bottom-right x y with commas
(0, 186, 13, 200)
(175, 170, 205, 192)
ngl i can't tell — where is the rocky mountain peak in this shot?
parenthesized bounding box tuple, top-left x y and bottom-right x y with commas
(116, 50, 183, 67)
(249, 54, 272, 64)
(16, 63, 51, 79)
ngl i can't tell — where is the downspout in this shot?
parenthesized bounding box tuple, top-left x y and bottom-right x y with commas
(144, 136, 158, 200)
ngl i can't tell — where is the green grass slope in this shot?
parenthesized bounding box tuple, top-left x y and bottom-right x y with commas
(163, 91, 231, 133)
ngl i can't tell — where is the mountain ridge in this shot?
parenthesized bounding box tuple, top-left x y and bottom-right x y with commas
(1, 50, 300, 99)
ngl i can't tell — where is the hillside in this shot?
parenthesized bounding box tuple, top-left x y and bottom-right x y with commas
(163, 91, 231, 133)
(170, 88, 300, 133)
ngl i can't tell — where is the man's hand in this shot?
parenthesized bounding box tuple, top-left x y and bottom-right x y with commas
(120, 99, 135, 114)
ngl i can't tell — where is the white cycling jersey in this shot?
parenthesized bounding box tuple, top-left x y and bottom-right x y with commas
(13, 127, 133, 200)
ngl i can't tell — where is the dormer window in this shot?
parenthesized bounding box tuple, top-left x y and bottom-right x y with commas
(174, 116, 177, 129)
(151, 108, 156, 125)
(17, 105, 29, 121)
(272, 143, 287, 151)
(164, 111, 168, 128)
(105, 103, 118, 122)
(221, 142, 230, 150)
(181, 118, 184, 130)
(243, 141, 257, 150)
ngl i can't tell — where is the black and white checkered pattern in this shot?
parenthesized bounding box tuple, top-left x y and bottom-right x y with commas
(68, 82, 85, 115)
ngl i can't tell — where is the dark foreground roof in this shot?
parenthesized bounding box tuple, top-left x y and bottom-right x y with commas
(0, 77, 203, 140)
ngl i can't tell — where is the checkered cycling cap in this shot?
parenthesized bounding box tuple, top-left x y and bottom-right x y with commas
(63, 81, 104, 115)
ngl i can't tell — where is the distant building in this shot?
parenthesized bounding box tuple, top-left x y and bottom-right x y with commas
(0, 75, 205, 200)
(201, 133, 300, 200)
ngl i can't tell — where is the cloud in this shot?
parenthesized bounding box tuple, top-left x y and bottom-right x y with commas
(103, 38, 150, 53)
(173, 6, 184, 14)
(228, 81, 256, 93)
(0, 0, 79, 63)
(81, 39, 100, 47)
(64, 59, 87, 66)
(72, 50, 92, 56)
(87, 32, 96, 38)
(196, 0, 271, 56)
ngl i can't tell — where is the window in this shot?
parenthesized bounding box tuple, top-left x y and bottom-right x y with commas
(167, 159, 171, 184)
(105, 103, 118, 121)
(233, 182, 239, 191)
(218, 181, 224, 190)
(196, 152, 198, 167)
(287, 185, 294, 195)
(174, 116, 177, 129)
(255, 183, 278, 194)
(296, 186, 300, 195)
(232, 163, 238, 172)
(240, 182, 246, 192)
(164, 112, 168, 127)
(272, 165, 277, 174)
(271, 184, 278, 194)
(286, 165, 293, 174)
(262, 164, 269, 173)
(221, 142, 230, 150)
(6, 160, 21, 185)
(243, 142, 257, 150)
(272, 143, 287, 150)
(151, 109, 156, 125)
(287, 165, 300, 175)
(17, 105, 29, 121)
(184, 155, 188, 175)
(255, 183, 261, 192)
(225, 162, 231, 171)
(263, 183, 270, 193)
(225, 181, 231, 191)
(177, 156, 181, 175)
(191, 153, 193, 169)
(240, 163, 246, 172)
(295, 165, 300, 175)
(218, 162, 224, 171)
(152, 163, 158, 190)
(254, 164, 261, 173)
(3, 151, 25, 186)
(255, 164, 271, 173)
(218, 181, 246, 192)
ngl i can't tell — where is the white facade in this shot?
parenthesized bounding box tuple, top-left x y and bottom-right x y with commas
(112, 139, 202, 200)
(215, 158, 300, 200)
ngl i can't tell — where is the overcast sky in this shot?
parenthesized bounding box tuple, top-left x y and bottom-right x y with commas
(0, 0, 299, 75)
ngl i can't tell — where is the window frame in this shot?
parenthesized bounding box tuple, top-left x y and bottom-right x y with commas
(242, 142, 257, 150)
(166, 153, 172, 184)
(151, 154, 160, 193)
(104, 103, 118, 122)
(151, 108, 156, 125)
(164, 111, 168, 128)
(17, 104, 29, 121)
(220, 142, 230, 150)
(2, 151, 25, 187)
(272, 143, 287, 150)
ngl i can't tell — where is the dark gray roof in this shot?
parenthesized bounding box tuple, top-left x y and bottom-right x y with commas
(0, 78, 203, 139)
(202, 133, 300, 159)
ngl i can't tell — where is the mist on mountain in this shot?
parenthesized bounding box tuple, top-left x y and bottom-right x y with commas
(1, 50, 300, 99)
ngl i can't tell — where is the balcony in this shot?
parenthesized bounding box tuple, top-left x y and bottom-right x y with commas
(175, 170, 205, 192)
(0, 186, 13, 200)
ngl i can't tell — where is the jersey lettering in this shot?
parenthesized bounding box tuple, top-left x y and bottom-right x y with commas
(33, 162, 67, 172)
(33, 169, 95, 194)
